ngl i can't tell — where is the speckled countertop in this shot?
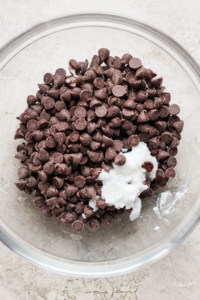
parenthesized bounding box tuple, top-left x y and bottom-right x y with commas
(0, 1, 200, 299)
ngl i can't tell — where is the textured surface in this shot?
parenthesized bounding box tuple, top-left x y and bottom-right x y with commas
(0, 0, 200, 299)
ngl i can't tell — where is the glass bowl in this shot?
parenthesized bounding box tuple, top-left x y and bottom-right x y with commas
(0, 13, 200, 278)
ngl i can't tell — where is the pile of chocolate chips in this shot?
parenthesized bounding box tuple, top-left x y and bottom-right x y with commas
(14, 48, 183, 232)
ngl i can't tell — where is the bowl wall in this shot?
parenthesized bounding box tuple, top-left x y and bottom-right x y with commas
(0, 14, 200, 277)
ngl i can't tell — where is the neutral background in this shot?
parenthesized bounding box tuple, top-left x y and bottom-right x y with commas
(0, 0, 200, 299)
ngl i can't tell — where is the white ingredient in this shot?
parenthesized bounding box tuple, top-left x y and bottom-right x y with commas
(98, 142, 158, 221)
(81, 213, 86, 219)
(154, 226, 160, 231)
(89, 199, 99, 212)
(153, 184, 188, 218)
(129, 197, 142, 221)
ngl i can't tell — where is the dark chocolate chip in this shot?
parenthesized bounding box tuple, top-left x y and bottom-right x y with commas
(114, 154, 126, 166)
(129, 57, 142, 69)
(128, 135, 140, 147)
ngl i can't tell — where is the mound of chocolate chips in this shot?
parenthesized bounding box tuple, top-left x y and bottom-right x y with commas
(14, 48, 183, 232)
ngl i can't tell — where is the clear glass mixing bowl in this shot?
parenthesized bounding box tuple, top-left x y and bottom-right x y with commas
(0, 13, 200, 277)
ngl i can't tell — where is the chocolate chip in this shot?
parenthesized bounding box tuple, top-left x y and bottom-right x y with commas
(69, 153, 83, 166)
(107, 105, 121, 118)
(65, 185, 78, 197)
(112, 140, 122, 152)
(60, 90, 71, 103)
(136, 103, 143, 112)
(122, 108, 135, 119)
(96, 198, 106, 209)
(170, 137, 179, 148)
(127, 135, 139, 147)
(161, 131, 172, 144)
(55, 122, 68, 132)
(137, 91, 148, 102)
(80, 89, 92, 101)
(129, 57, 142, 69)
(78, 59, 89, 74)
(157, 143, 164, 152)
(37, 119, 48, 130)
(148, 136, 160, 149)
(142, 161, 153, 172)
(159, 92, 170, 104)
(89, 98, 102, 109)
(105, 147, 117, 161)
(87, 122, 98, 134)
(47, 88, 60, 99)
(144, 99, 154, 110)
(87, 150, 104, 163)
(148, 109, 159, 121)
(154, 121, 167, 132)
(74, 118, 87, 131)
(168, 147, 178, 156)
(52, 177, 64, 189)
(43, 161, 54, 175)
(171, 130, 181, 140)
(27, 119, 38, 131)
(157, 149, 170, 160)
(74, 175, 86, 188)
(94, 88, 107, 100)
(112, 70, 123, 85)
(121, 53, 132, 64)
(90, 141, 101, 151)
(80, 133, 92, 145)
(15, 150, 27, 161)
(159, 105, 169, 118)
(169, 104, 180, 115)
(18, 167, 29, 179)
(54, 132, 66, 145)
(69, 59, 80, 73)
(89, 218, 100, 230)
(43, 73, 53, 85)
(27, 95, 37, 106)
(167, 157, 177, 168)
(137, 110, 149, 123)
(98, 48, 110, 62)
(37, 149, 49, 162)
(61, 212, 76, 223)
(151, 77, 163, 88)
(72, 220, 84, 232)
(105, 56, 115, 67)
(112, 85, 126, 98)
(83, 70, 96, 82)
(42, 96, 55, 110)
(166, 167, 176, 179)
(173, 120, 184, 132)
(138, 124, 149, 133)
(27, 176, 38, 188)
(155, 169, 165, 182)
(93, 77, 104, 89)
(38, 170, 47, 182)
(95, 105, 107, 118)
(69, 131, 79, 143)
(75, 202, 84, 214)
(114, 154, 126, 166)
(51, 152, 63, 164)
(46, 136, 57, 148)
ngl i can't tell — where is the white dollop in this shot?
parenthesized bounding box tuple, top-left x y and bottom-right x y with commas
(98, 142, 158, 221)
(153, 184, 188, 218)
(89, 199, 99, 212)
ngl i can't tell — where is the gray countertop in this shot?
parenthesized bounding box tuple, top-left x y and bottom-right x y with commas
(0, 0, 200, 299)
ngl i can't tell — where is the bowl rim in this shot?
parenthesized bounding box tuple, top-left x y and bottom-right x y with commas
(0, 12, 200, 278)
